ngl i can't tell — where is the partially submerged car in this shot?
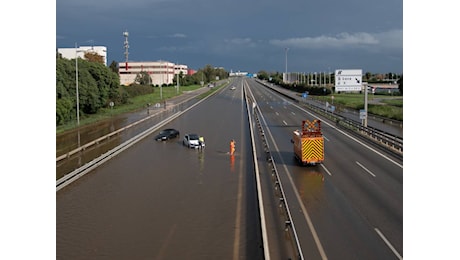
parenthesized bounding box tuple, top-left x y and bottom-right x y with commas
(155, 128, 180, 141)
(183, 134, 201, 148)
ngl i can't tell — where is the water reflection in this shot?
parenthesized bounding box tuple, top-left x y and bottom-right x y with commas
(57, 115, 130, 157)
(230, 154, 235, 172)
(294, 170, 325, 208)
(194, 148, 205, 184)
(77, 129, 81, 167)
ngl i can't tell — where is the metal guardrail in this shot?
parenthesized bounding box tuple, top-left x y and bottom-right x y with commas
(255, 109, 304, 260)
(56, 111, 184, 191)
(301, 102, 403, 154)
(244, 84, 271, 260)
(245, 83, 304, 260)
(56, 89, 212, 162)
(57, 82, 230, 190)
(255, 79, 403, 155)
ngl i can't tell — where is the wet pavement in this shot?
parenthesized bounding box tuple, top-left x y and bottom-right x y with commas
(56, 86, 214, 179)
(56, 78, 265, 259)
(256, 80, 403, 138)
(57, 80, 402, 180)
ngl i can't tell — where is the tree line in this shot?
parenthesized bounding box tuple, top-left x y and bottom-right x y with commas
(56, 53, 229, 127)
(56, 55, 126, 126)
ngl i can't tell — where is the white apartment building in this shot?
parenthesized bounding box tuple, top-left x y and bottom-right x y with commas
(57, 46, 108, 66)
(119, 61, 188, 86)
(175, 64, 188, 76)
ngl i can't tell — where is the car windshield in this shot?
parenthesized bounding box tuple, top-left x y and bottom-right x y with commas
(189, 134, 199, 140)
(160, 129, 174, 134)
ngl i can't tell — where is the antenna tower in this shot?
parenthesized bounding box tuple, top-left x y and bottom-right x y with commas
(123, 31, 129, 70)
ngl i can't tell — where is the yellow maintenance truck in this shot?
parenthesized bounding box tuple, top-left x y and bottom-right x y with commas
(292, 119, 324, 165)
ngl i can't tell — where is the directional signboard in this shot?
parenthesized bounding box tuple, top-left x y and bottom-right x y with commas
(335, 69, 363, 91)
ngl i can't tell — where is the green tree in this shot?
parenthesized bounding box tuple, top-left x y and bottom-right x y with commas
(134, 71, 152, 86)
(257, 70, 269, 80)
(173, 71, 184, 86)
(365, 72, 372, 81)
(202, 64, 215, 82)
(109, 60, 119, 74)
(56, 55, 124, 126)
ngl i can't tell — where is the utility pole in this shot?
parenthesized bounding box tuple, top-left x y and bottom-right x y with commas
(75, 42, 80, 126)
(285, 47, 289, 83)
(364, 83, 368, 127)
(123, 31, 129, 71)
(176, 65, 179, 94)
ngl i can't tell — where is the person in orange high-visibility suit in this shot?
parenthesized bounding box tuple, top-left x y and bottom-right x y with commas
(230, 139, 235, 155)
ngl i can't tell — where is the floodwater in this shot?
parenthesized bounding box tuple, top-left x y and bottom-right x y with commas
(57, 80, 264, 259)
(56, 88, 210, 180)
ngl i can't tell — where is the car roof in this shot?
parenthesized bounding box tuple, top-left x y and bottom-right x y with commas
(187, 134, 199, 139)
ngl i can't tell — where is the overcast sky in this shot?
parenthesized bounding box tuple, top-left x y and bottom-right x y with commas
(7, 3, 460, 259)
(56, 0, 403, 73)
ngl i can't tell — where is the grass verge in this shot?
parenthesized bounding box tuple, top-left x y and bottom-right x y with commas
(314, 93, 403, 121)
(56, 85, 203, 134)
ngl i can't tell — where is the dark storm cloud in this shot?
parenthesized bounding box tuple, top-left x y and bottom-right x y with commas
(56, 0, 403, 73)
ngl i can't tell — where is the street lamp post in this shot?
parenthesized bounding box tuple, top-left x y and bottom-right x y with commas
(176, 70, 179, 94)
(75, 43, 80, 126)
(74, 44, 89, 126)
(161, 61, 164, 100)
(285, 47, 289, 83)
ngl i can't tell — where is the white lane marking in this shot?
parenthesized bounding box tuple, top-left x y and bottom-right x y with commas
(283, 120, 288, 126)
(257, 104, 327, 259)
(323, 135, 329, 142)
(291, 111, 296, 115)
(244, 81, 271, 259)
(155, 224, 177, 259)
(290, 102, 403, 169)
(356, 161, 376, 177)
(320, 164, 332, 176)
(232, 80, 246, 260)
(275, 112, 279, 116)
(375, 228, 402, 260)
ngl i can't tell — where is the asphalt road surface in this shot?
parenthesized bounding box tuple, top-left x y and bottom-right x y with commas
(57, 78, 265, 259)
(56, 77, 403, 259)
(247, 78, 403, 259)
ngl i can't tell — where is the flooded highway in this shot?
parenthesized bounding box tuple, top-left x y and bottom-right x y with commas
(56, 78, 403, 259)
(56, 79, 265, 259)
(56, 88, 212, 180)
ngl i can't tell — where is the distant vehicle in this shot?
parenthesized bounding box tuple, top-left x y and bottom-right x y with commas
(183, 133, 201, 148)
(230, 86, 236, 90)
(155, 128, 180, 141)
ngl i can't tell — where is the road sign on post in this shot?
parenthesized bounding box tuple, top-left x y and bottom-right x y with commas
(359, 109, 367, 119)
(335, 69, 362, 92)
(359, 109, 367, 127)
(109, 101, 114, 116)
